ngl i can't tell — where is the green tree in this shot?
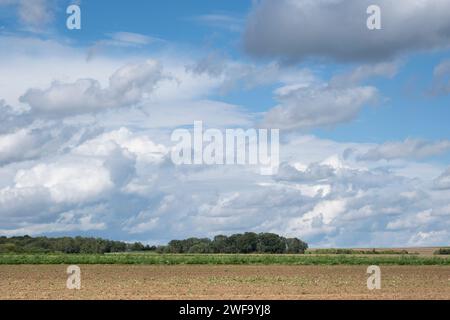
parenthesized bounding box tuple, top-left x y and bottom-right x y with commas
(256, 233, 286, 253)
(188, 243, 211, 253)
(211, 235, 228, 253)
(286, 238, 308, 253)
(236, 232, 258, 253)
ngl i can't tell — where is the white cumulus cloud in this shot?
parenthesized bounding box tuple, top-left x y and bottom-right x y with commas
(20, 60, 164, 116)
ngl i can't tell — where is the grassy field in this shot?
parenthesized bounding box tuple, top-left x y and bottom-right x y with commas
(1, 253, 450, 265)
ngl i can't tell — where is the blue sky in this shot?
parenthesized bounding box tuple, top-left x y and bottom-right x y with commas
(56, 0, 450, 144)
(0, 0, 449, 247)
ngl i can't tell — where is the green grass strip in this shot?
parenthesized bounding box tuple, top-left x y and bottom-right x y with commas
(0, 253, 449, 265)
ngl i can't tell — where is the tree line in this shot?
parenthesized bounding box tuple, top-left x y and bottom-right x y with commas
(0, 236, 153, 254)
(157, 233, 308, 254)
(0, 233, 308, 254)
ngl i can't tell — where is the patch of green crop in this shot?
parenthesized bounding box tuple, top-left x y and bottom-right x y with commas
(0, 253, 449, 265)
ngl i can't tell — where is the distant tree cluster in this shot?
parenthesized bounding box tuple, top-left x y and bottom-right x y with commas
(156, 233, 308, 254)
(434, 248, 450, 255)
(0, 233, 308, 255)
(0, 236, 155, 254)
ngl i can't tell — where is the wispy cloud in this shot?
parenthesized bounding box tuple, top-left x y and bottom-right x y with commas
(0, 0, 54, 32)
(87, 32, 164, 61)
(190, 13, 243, 32)
(352, 139, 450, 162)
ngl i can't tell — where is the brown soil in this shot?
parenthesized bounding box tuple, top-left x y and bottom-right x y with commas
(0, 265, 449, 300)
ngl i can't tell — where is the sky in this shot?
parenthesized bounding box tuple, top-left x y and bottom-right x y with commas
(0, 0, 450, 247)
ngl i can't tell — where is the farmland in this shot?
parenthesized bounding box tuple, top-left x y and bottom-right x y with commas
(0, 264, 449, 300)
(1, 250, 448, 300)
